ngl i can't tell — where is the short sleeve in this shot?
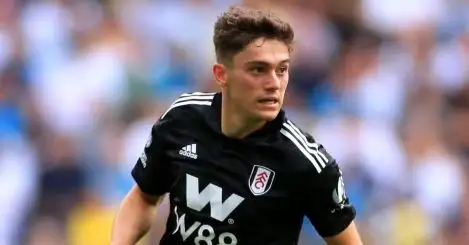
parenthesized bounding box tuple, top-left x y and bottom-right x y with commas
(131, 114, 175, 196)
(300, 144, 356, 237)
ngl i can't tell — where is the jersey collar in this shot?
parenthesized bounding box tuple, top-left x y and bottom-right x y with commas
(208, 92, 285, 141)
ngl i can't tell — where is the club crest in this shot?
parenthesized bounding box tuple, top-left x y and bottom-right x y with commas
(248, 165, 275, 196)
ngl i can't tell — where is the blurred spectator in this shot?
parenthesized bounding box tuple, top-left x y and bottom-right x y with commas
(36, 133, 86, 222)
(0, 138, 38, 245)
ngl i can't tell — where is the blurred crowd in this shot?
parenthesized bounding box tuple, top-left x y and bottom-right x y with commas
(1, 0, 469, 244)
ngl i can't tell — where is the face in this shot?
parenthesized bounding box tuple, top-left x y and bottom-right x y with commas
(213, 38, 290, 122)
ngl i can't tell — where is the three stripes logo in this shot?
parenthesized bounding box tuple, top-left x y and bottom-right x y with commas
(179, 144, 198, 159)
(161, 92, 215, 119)
(280, 120, 329, 173)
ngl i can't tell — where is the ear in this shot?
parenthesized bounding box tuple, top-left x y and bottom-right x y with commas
(213, 63, 227, 87)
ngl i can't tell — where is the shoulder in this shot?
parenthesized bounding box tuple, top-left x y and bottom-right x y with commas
(277, 118, 335, 175)
(149, 91, 216, 135)
(278, 118, 346, 195)
(160, 92, 216, 121)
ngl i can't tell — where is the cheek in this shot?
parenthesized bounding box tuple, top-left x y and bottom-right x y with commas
(281, 78, 288, 91)
(234, 77, 259, 95)
(227, 77, 253, 100)
(240, 75, 259, 89)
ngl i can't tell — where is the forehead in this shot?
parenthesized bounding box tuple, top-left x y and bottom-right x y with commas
(233, 38, 290, 66)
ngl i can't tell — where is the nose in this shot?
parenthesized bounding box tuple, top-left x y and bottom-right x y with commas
(264, 71, 281, 90)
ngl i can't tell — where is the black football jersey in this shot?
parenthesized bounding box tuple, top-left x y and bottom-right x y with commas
(132, 92, 356, 245)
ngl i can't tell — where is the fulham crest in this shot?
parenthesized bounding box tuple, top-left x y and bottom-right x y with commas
(249, 165, 275, 196)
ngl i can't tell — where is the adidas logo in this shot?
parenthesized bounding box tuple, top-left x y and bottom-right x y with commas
(179, 144, 198, 159)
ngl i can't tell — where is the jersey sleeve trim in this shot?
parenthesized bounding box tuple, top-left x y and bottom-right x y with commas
(280, 120, 329, 173)
(161, 92, 216, 119)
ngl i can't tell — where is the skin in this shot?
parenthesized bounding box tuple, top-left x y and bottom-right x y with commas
(111, 186, 163, 245)
(213, 38, 290, 139)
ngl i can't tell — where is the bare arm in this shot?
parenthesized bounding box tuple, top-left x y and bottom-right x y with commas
(324, 221, 363, 245)
(111, 185, 165, 245)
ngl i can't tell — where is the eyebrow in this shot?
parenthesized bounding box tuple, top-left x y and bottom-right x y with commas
(244, 59, 290, 66)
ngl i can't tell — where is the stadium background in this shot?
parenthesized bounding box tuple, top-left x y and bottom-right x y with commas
(1, 0, 469, 244)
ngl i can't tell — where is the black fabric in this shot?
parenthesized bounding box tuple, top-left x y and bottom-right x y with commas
(131, 92, 356, 245)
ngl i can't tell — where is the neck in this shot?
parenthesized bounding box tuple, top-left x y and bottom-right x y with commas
(220, 96, 266, 139)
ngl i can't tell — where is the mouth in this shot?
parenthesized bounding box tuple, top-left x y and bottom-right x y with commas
(257, 97, 279, 105)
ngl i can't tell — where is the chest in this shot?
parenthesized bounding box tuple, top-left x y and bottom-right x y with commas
(163, 128, 300, 226)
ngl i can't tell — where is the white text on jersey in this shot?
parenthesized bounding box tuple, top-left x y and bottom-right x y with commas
(172, 206, 237, 245)
(186, 173, 245, 222)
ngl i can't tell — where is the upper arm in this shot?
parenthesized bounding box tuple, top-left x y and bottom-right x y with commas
(131, 184, 165, 206)
(324, 221, 362, 245)
(282, 123, 357, 239)
(132, 92, 214, 196)
(131, 111, 177, 196)
(300, 150, 357, 238)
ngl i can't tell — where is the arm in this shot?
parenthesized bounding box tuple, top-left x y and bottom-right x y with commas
(111, 185, 164, 245)
(298, 142, 362, 244)
(324, 221, 362, 245)
(111, 113, 176, 244)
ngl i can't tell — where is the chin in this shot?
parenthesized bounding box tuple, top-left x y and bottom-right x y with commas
(255, 110, 280, 122)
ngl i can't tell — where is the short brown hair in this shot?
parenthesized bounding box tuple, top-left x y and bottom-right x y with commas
(213, 6, 294, 65)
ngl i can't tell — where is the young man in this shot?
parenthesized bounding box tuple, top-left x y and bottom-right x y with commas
(111, 6, 362, 245)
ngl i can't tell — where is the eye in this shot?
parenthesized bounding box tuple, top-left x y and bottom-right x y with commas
(277, 66, 288, 75)
(250, 66, 266, 74)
